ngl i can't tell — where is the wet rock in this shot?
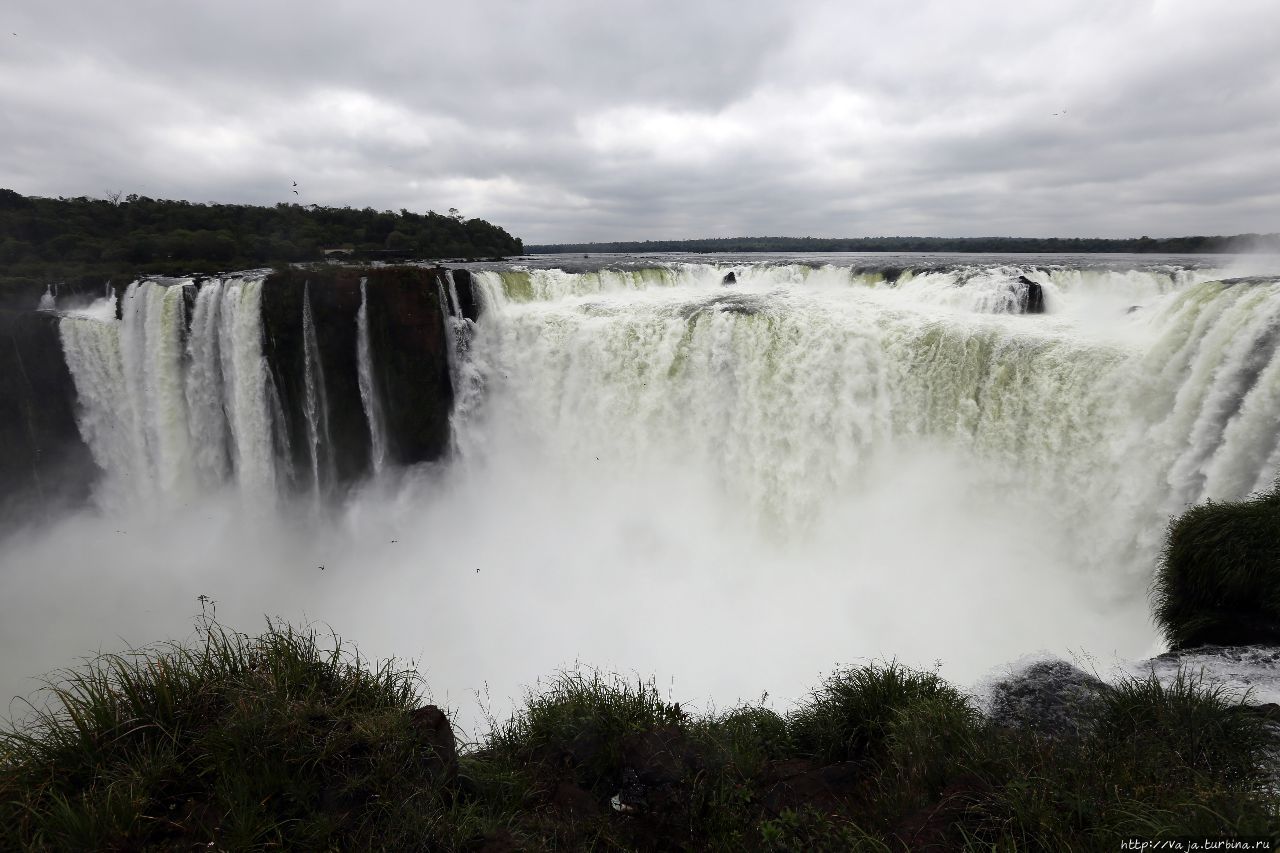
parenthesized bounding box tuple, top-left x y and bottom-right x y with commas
(450, 268, 482, 323)
(722, 270, 737, 285)
(262, 266, 457, 486)
(261, 269, 368, 491)
(409, 704, 459, 786)
(986, 659, 1107, 737)
(0, 309, 95, 529)
(1015, 275, 1046, 314)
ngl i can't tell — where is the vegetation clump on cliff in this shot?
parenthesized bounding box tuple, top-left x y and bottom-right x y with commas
(2, 620, 1276, 851)
(1154, 487, 1280, 649)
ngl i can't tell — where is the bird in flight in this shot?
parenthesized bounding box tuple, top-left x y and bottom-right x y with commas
(292, 180, 297, 187)
(293, 190, 299, 195)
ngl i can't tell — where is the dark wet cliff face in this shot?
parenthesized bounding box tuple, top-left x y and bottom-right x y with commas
(361, 267, 455, 468)
(262, 268, 371, 492)
(261, 266, 473, 493)
(0, 310, 94, 527)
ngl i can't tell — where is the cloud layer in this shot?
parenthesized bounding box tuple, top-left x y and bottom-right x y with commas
(2, 0, 1278, 242)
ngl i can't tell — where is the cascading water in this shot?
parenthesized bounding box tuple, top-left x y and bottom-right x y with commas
(439, 270, 485, 435)
(465, 262, 1280, 576)
(301, 282, 335, 499)
(186, 280, 231, 486)
(59, 276, 277, 503)
(356, 278, 387, 475)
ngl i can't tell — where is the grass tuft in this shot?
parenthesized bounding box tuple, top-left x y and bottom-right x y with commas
(788, 661, 975, 765)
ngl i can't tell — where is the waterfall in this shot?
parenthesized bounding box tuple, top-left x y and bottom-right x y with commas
(439, 271, 486, 444)
(465, 263, 1280, 572)
(37, 285, 55, 311)
(220, 277, 277, 497)
(301, 282, 334, 497)
(356, 277, 387, 475)
(53, 260, 1280, 558)
(185, 280, 231, 485)
(60, 276, 276, 504)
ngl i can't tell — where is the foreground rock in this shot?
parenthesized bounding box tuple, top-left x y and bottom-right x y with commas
(986, 659, 1107, 736)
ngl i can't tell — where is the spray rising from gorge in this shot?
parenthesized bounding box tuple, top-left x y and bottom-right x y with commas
(4, 257, 1279, 728)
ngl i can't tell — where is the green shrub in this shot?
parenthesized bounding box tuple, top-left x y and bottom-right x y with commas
(485, 669, 684, 794)
(788, 662, 976, 765)
(0, 619, 460, 851)
(1153, 488, 1280, 648)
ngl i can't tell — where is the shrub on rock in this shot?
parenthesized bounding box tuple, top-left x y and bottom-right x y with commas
(1153, 489, 1280, 649)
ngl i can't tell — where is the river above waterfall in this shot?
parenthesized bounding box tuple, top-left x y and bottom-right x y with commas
(4, 253, 1279, 733)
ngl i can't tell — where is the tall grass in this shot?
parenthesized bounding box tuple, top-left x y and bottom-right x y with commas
(0, 618, 462, 850)
(3, 623, 1277, 850)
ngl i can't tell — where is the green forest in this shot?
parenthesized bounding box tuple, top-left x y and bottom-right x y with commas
(530, 234, 1280, 254)
(0, 189, 524, 277)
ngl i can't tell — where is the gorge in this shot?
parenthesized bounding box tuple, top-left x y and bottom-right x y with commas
(3, 255, 1280, 730)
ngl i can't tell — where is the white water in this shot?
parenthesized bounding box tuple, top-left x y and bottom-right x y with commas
(302, 283, 335, 499)
(463, 264, 1280, 565)
(12, 258, 1280, 732)
(356, 278, 387, 475)
(57, 276, 276, 505)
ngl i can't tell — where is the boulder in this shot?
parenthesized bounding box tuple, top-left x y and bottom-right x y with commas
(1015, 275, 1045, 314)
(722, 271, 737, 285)
(409, 704, 459, 786)
(986, 659, 1107, 737)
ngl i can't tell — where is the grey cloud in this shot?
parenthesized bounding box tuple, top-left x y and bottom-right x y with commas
(2, 0, 1278, 242)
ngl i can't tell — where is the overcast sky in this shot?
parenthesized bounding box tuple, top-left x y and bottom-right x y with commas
(2, 1, 1278, 243)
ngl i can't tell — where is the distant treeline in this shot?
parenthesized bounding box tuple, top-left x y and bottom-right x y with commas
(530, 234, 1280, 255)
(0, 189, 524, 278)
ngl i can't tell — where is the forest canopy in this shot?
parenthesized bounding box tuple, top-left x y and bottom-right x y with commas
(0, 189, 523, 277)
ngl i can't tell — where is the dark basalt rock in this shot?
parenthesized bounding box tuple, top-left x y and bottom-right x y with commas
(449, 268, 481, 323)
(409, 704, 459, 787)
(0, 309, 94, 530)
(262, 266, 460, 490)
(1015, 275, 1046, 314)
(986, 659, 1107, 737)
(364, 267, 457, 469)
(261, 269, 369, 493)
(722, 270, 737, 285)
